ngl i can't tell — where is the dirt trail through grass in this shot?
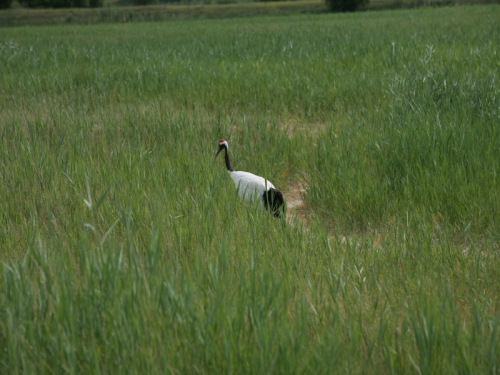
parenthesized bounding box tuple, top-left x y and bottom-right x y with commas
(285, 180, 308, 224)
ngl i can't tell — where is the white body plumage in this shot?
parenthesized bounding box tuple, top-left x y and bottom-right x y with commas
(229, 171, 276, 207)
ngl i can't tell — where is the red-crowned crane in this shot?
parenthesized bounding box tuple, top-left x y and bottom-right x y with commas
(215, 139, 286, 218)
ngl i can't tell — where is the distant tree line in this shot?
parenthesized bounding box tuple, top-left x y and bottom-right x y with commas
(325, 0, 368, 11)
(0, 0, 365, 11)
(0, 0, 103, 8)
(0, 0, 13, 8)
(25, 0, 103, 6)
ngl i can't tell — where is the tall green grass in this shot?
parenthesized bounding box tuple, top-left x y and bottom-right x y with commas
(1, 5, 499, 374)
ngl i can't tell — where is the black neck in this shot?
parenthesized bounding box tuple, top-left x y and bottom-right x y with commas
(223, 146, 234, 172)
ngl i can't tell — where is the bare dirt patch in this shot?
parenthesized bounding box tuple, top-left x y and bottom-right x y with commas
(285, 179, 309, 225)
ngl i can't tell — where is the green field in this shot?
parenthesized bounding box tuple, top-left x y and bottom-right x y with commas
(1, 5, 500, 374)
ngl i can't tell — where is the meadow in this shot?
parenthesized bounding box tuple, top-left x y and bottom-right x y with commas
(1, 5, 500, 373)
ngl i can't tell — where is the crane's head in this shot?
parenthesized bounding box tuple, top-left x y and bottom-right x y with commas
(215, 139, 229, 158)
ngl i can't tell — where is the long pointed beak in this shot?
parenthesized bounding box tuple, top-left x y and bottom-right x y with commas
(215, 148, 222, 158)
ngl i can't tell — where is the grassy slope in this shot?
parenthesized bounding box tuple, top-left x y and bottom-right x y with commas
(1, 5, 499, 374)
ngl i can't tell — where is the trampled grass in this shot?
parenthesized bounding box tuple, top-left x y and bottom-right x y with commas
(1, 5, 499, 374)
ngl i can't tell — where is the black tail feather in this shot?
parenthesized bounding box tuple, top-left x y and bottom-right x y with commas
(262, 188, 286, 218)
